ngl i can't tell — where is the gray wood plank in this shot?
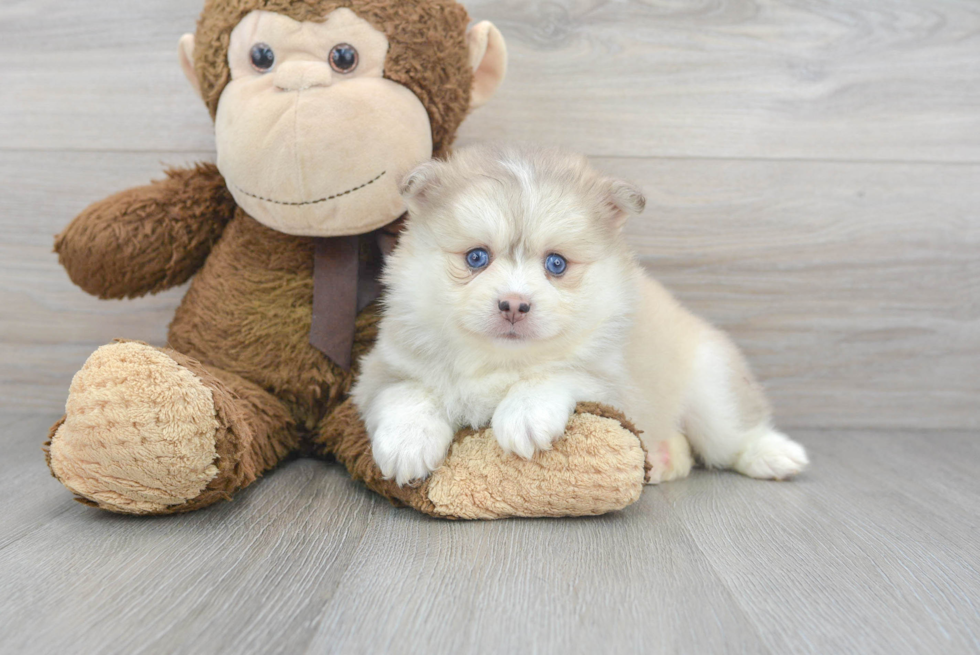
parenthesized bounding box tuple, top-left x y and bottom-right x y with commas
(303, 497, 767, 655)
(0, 414, 76, 551)
(460, 0, 980, 162)
(3, 1, 979, 163)
(0, 0, 211, 152)
(4, 151, 976, 431)
(0, 412, 383, 655)
(304, 428, 980, 655)
(3, 413, 979, 655)
(664, 430, 980, 654)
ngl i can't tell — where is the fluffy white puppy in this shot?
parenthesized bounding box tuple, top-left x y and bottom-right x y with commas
(353, 144, 808, 486)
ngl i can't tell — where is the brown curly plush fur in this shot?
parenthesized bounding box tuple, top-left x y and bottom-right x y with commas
(193, 0, 473, 157)
(54, 164, 236, 299)
(168, 213, 346, 432)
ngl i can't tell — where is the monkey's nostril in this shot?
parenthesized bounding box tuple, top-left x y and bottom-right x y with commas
(518, 303, 531, 314)
(498, 300, 511, 312)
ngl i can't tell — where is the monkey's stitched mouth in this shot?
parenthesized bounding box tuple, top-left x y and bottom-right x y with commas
(234, 171, 386, 207)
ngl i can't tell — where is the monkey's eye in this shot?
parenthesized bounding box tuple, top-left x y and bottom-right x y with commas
(545, 253, 567, 276)
(466, 248, 491, 270)
(250, 43, 275, 72)
(329, 44, 359, 73)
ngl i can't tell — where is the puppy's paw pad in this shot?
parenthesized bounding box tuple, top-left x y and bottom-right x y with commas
(645, 434, 694, 484)
(735, 430, 808, 480)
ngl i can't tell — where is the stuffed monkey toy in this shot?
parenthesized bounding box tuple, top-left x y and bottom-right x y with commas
(44, 0, 649, 519)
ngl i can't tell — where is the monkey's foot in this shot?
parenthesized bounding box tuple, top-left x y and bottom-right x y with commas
(46, 341, 221, 514)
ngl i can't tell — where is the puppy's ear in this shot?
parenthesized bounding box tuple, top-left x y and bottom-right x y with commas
(603, 179, 646, 230)
(400, 160, 441, 211)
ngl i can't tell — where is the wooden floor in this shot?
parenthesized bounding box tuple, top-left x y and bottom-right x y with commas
(2, 413, 979, 654)
(1, 0, 978, 653)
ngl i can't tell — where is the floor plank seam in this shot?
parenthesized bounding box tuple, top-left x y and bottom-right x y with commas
(0, 504, 75, 554)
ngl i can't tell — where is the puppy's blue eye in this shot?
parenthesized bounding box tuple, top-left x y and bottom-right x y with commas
(466, 248, 490, 270)
(545, 253, 567, 276)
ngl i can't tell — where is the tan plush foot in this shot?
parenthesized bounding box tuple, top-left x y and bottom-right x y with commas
(47, 341, 220, 514)
(644, 433, 694, 484)
(425, 404, 647, 519)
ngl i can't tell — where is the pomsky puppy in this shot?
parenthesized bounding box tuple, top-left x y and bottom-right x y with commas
(353, 144, 808, 486)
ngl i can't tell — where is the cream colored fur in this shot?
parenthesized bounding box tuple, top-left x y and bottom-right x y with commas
(48, 342, 220, 514)
(353, 144, 808, 486)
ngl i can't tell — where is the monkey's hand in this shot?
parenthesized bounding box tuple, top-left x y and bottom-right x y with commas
(54, 162, 236, 299)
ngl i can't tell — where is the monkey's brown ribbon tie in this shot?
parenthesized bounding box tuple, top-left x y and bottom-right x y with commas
(310, 236, 361, 372)
(310, 219, 404, 371)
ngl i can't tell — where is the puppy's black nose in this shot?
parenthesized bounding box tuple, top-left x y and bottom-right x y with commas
(498, 295, 531, 324)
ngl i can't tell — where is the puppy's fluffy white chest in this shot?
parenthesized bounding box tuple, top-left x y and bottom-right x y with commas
(430, 360, 520, 430)
(380, 338, 585, 431)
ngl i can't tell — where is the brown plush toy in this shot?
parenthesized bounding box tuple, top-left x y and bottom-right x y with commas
(44, 0, 649, 519)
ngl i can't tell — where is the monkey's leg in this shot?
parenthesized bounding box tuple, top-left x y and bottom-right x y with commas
(313, 399, 648, 520)
(45, 341, 298, 515)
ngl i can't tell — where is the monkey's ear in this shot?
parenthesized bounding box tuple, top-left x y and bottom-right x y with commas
(603, 179, 646, 230)
(400, 161, 441, 209)
(467, 21, 508, 109)
(178, 34, 202, 100)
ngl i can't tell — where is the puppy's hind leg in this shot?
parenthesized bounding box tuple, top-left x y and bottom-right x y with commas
(681, 333, 808, 480)
(644, 430, 695, 485)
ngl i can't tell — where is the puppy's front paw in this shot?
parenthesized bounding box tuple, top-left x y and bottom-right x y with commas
(492, 393, 574, 460)
(370, 414, 455, 486)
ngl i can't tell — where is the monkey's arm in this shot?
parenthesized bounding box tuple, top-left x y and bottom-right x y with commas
(54, 163, 237, 299)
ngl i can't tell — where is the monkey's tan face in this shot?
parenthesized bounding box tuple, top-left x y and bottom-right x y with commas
(215, 9, 433, 237)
